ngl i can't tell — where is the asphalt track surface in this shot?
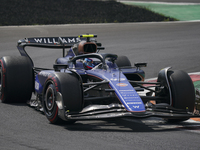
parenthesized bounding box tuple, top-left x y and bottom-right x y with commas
(1, 21, 200, 150)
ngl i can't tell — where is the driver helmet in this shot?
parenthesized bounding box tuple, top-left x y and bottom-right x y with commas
(83, 58, 95, 69)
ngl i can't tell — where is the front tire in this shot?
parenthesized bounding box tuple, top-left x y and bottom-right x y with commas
(43, 73, 83, 124)
(167, 70, 195, 122)
(168, 70, 195, 112)
(43, 84, 63, 124)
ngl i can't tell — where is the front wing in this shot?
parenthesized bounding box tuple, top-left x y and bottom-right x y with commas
(57, 103, 200, 121)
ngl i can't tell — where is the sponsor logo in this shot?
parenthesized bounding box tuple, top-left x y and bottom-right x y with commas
(127, 102, 142, 104)
(39, 72, 51, 77)
(119, 90, 134, 91)
(133, 105, 140, 109)
(35, 81, 39, 90)
(32, 37, 81, 44)
(110, 78, 126, 81)
(116, 83, 128, 87)
(124, 97, 139, 99)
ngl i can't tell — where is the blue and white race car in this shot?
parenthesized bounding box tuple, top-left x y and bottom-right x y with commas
(0, 34, 198, 124)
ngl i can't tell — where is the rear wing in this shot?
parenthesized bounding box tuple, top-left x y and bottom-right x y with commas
(17, 37, 81, 48)
(17, 34, 104, 67)
(17, 36, 82, 66)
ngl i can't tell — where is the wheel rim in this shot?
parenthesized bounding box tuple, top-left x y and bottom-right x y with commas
(45, 86, 55, 114)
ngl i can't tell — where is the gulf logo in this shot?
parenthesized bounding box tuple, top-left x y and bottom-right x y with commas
(116, 83, 128, 87)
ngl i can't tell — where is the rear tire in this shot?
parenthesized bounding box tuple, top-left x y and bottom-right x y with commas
(115, 56, 131, 68)
(166, 70, 195, 122)
(0, 56, 33, 103)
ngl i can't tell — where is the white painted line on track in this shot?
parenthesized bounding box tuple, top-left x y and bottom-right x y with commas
(121, 1, 200, 5)
(189, 72, 200, 75)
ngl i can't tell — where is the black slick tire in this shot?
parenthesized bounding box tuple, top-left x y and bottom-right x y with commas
(166, 70, 195, 122)
(115, 55, 131, 68)
(43, 73, 83, 124)
(0, 56, 33, 103)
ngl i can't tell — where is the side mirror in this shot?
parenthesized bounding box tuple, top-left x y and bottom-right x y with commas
(134, 63, 147, 69)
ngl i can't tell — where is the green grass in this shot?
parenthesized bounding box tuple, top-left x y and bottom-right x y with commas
(122, 2, 200, 21)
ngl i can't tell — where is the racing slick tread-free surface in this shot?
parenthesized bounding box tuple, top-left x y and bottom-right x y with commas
(0, 56, 33, 103)
(166, 70, 195, 122)
(43, 73, 83, 124)
(168, 70, 195, 112)
(56, 73, 83, 112)
(115, 55, 131, 68)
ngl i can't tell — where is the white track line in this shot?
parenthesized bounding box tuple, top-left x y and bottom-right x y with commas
(121, 1, 200, 5)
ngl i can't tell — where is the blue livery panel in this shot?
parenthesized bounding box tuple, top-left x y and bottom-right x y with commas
(87, 69, 145, 112)
(35, 70, 55, 94)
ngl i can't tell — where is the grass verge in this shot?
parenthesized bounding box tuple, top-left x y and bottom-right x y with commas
(122, 2, 200, 21)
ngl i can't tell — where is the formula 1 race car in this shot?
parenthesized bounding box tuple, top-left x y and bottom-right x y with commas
(0, 34, 199, 124)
